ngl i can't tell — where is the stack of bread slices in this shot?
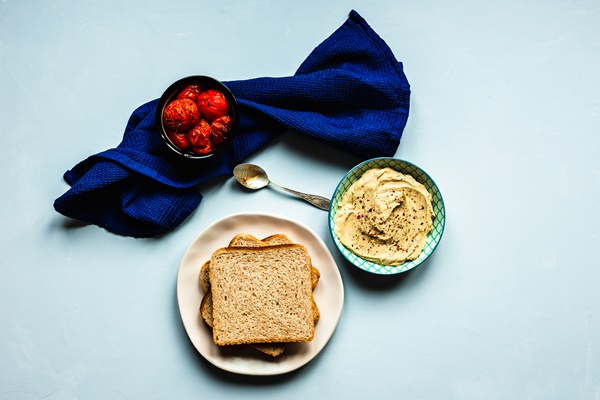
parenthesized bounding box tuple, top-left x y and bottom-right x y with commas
(199, 233, 320, 357)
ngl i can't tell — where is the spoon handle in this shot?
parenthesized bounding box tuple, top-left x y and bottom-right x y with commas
(269, 182, 331, 211)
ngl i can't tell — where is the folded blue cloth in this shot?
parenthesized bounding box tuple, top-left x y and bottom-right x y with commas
(53, 10, 410, 238)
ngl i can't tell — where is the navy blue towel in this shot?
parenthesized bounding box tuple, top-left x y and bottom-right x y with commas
(53, 10, 410, 237)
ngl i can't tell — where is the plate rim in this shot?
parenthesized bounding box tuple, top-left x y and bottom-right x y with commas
(176, 211, 345, 375)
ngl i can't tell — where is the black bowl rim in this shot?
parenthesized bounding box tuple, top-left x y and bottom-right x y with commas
(156, 75, 240, 160)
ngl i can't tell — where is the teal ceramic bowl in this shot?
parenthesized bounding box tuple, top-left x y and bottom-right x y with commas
(328, 158, 445, 275)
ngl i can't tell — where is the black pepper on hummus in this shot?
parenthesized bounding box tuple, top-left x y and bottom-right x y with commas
(334, 167, 435, 266)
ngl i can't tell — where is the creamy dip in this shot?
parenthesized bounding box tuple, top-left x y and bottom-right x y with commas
(334, 167, 434, 266)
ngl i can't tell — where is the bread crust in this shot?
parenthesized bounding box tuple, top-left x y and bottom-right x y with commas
(199, 261, 211, 293)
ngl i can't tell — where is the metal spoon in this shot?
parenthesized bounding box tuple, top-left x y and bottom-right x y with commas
(233, 163, 331, 211)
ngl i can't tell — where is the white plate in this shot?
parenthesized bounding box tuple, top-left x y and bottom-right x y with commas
(176, 212, 345, 375)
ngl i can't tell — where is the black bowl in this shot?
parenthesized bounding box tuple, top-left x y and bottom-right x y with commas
(156, 75, 240, 160)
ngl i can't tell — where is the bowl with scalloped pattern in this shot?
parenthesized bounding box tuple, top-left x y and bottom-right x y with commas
(328, 157, 445, 275)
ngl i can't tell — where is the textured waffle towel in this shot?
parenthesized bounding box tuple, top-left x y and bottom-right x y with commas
(54, 10, 411, 237)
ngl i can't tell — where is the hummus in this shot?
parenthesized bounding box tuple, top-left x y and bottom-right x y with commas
(334, 167, 435, 266)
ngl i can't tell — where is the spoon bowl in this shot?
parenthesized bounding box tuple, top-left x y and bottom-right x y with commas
(233, 164, 270, 190)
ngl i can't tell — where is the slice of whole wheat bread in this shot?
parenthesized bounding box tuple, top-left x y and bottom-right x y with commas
(200, 234, 320, 323)
(199, 234, 319, 356)
(209, 244, 315, 346)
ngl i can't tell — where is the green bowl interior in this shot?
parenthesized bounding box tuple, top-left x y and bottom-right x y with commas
(329, 158, 446, 275)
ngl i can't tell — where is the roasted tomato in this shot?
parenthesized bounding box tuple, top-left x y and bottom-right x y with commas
(176, 85, 203, 102)
(197, 89, 230, 121)
(163, 98, 200, 132)
(187, 119, 213, 155)
(166, 130, 189, 150)
(210, 115, 233, 145)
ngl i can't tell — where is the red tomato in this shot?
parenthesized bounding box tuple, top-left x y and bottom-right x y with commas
(210, 115, 233, 145)
(188, 119, 213, 155)
(197, 89, 230, 121)
(163, 98, 200, 132)
(166, 130, 189, 150)
(176, 85, 203, 102)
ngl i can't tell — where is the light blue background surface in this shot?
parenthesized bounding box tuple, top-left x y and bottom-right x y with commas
(1, 1, 599, 399)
